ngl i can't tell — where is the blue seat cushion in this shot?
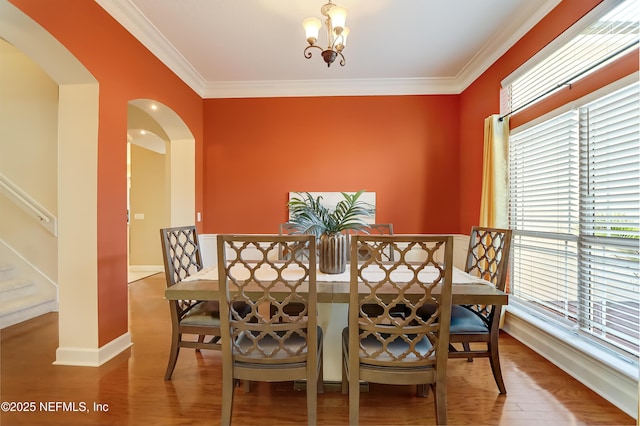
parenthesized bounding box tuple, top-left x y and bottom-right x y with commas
(342, 327, 435, 365)
(181, 303, 222, 327)
(235, 326, 323, 362)
(416, 304, 489, 334)
(183, 300, 251, 323)
(449, 305, 489, 333)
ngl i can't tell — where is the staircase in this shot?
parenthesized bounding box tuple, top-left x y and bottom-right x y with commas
(0, 256, 57, 330)
(0, 174, 59, 329)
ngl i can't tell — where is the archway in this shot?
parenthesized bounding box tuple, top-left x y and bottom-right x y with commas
(1, 1, 197, 365)
(127, 99, 195, 277)
(1, 0, 109, 365)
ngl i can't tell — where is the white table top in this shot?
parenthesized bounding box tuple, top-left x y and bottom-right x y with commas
(168, 264, 507, 305)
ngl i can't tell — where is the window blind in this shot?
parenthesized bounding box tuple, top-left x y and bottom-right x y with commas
(509, 0, 639, 113)
(509, 82, 640, 357)
(509, 111, 580, 321)
(578, 82, 639, 351)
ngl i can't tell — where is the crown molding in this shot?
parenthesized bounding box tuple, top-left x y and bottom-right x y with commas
(202, 77, 463, 99)
(96, 0, 462, 98)
(456, 0, 562, 91)
(96, 0, 561, 99)
(96, 0, 207, 95)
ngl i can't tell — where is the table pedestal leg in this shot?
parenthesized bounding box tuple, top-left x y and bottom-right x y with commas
(317, 301, 347, 383)
(294, 302, 369, 392)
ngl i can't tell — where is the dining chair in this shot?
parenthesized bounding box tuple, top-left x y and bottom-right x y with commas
(275, 223, 310, 316)
(342, 235, 454, 425)
(347, 223, 394, 262)
(446, 226, 512, 394)
(159, 225, 222, 381)
(278, 222, 313, 261)
(352, 223, 397, 318)
(217, 234, 323, 426)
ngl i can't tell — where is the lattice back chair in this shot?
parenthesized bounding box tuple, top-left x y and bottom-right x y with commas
(275, 223, 310, 316)
(278, 222, 313, 261)
(217, 235, 323, 426)
(342, 235, 454, 425)
(347, 223, 395, 262)
(160, 226, 221, 381)
(448, 226, 512, 394)
(352, 224, 397, 318)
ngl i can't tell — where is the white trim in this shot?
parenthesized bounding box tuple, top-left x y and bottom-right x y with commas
(128, 265, 163, 272)
(0, 299, 57, 330)
(202, 77, 463, 99)
(94, 0, 205, 94)
(460, 0, 561, 91)
(198, 234, 218, 268)
(503, 305, 639, 419)
(53, 332, 132, 367)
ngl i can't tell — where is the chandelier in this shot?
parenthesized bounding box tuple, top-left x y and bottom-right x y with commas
(302, 1, 350, 67)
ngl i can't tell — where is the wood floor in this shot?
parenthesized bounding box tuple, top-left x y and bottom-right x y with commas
(1, 273, 635, 425)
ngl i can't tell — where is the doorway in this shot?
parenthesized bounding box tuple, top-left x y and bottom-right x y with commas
(126, 99, 196, 282)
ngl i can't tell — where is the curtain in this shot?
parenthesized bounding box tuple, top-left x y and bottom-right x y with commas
(479, 115, 510, 327)
(479, 114, 509, 228)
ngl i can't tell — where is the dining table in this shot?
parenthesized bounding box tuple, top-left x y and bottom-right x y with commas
(165, 263, 508, 386)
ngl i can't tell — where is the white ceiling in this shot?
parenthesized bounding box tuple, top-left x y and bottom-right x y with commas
(97, 0, 560, 98)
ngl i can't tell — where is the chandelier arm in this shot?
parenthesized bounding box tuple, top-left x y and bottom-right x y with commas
(325, 17, 334, 50)
(337, 51, 346, 67)
(332, 31, 346, 51)
(304, 44, 324, 59)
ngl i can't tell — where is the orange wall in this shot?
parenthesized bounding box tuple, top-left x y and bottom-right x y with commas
(10, 0, 204, 346)
(204, 0, 625, 238)
(458, 0, 606, 232)
(203, 95, 460, 234)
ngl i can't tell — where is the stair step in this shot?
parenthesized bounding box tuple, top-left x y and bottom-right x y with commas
(0, 278, 33, 295)
(0, 277, 30, 289)
(0, 293, 57, 329)
(0, 293, 55, 312)
(0, 263, 14, 280)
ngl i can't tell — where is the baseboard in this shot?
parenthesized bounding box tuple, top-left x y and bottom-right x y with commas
(503, 306, 639, 419)
(0, 299, 57, 329)
(53, 332, 132, 367)
(128, 265, 163, 272)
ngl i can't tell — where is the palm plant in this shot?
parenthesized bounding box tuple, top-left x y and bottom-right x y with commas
(287, 190, 372, 237)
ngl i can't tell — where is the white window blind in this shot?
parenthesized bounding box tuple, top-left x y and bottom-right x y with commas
(509, 111, 580, 322)
(509, 0, 639, 114)
(509, 82, 640, 357)
(578, 82, 640, 351)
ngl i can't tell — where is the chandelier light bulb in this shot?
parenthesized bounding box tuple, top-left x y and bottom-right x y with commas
(336, 26, 349, 51)
(327, 5, 347, 33)
(303, 17, 322, 45)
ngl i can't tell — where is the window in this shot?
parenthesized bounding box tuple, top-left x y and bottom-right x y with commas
(509, 81, 639, 357)
(578, 84, 639, 352)
(505, 0, 639, 114)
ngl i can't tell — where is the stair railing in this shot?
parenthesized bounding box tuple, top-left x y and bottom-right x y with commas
(0, 172, 57, 236)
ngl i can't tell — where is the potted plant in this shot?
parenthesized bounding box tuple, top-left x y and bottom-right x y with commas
(287, 190, 372, 273)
